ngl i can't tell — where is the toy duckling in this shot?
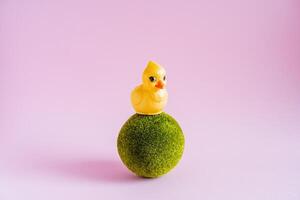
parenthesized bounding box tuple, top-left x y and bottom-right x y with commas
(131, 61, 168, 115)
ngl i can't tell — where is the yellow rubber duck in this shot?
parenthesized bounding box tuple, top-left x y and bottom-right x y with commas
(131, 61, 168, 115)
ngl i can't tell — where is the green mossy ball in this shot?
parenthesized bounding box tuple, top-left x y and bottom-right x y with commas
(117, 112, 185, 178)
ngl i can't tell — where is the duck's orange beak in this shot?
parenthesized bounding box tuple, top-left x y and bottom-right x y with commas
(155, 80, 165, 89)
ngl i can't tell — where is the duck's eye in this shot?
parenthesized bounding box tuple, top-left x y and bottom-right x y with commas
(163, 76, 166, 81)
(149, 76, 156, 82)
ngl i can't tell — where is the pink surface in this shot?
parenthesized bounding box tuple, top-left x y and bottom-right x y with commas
(1, 0, 300, 199)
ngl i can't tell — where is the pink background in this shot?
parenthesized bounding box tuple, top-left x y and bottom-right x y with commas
(1, 0, 300, 199)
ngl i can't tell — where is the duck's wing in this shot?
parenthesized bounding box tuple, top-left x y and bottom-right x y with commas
(131, 86, 143, 106)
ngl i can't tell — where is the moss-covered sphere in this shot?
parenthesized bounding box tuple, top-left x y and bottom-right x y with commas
(117, 112, 185, 178)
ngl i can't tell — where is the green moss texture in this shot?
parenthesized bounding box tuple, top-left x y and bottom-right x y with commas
(117, 112, 185, 178)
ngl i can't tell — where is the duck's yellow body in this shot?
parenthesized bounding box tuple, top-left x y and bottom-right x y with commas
(131, 61, 168, 115)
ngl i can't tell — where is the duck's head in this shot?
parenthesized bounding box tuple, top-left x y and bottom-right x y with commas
(142, 61, 167, 91)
